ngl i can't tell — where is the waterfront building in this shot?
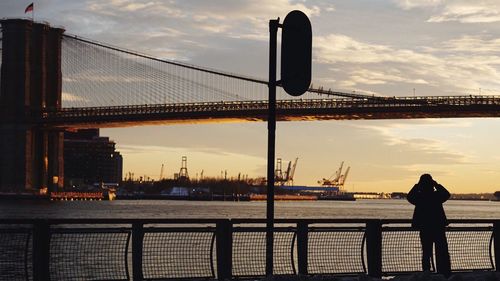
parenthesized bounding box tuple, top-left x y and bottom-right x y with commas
(64, 129, 123, 188)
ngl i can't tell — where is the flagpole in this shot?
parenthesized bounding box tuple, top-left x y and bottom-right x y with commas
(32, 3, 34, 22)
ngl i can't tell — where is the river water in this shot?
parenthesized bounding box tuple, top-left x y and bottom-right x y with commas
(1, 199, 499, 220)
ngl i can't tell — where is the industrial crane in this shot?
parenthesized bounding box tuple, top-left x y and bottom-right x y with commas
(275, 158, 284, 183)
(338, 166, 350, 192)
(288, 158, 298, 185)
(318, 161, 351, 189)
(275, 157, 299, 186)
(159, 164, 164, 180)
(333, 161, 344, 184)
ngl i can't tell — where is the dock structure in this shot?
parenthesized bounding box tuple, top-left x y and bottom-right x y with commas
(0, 218, 499, 280)
(50, 191, 104, 201)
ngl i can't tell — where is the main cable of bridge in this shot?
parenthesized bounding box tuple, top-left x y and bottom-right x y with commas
(62, 33, 385, 101)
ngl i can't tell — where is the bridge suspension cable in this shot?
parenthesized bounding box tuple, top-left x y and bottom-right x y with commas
(63, 34, 268, 86)
(61, 34, 377, 108)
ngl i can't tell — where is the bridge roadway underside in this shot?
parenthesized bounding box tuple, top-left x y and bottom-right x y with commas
(41, 100, 500, 128)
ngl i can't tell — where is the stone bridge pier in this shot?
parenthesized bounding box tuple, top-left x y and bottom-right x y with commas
(0, 19, 64, 194)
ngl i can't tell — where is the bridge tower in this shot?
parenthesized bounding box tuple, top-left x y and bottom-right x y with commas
(0, 19, 65, 194)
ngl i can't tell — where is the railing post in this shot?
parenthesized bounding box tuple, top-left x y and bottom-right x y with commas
(366, 220, 382, 278)
(132, 223, 144, 281)
(33, 220, 50, 281)
(297, 222, 308, 275)
(494, 221, 500, 271)
(216, 219, 232, 280)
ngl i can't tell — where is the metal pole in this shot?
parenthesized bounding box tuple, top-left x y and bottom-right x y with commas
(493, 221, 500, 272)
(297, 222, 309, 275)
(266, 18, 279, 277)
(132, 223, 144, 281)
(366, 220, 382, 278)
(216, 219, 233, 280)
(33, 220, 50, 281)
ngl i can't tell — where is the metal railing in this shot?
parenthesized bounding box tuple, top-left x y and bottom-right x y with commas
(0, 218, 499, 280)
(36, 95, 500, 128)
(49, 95, 500, 115)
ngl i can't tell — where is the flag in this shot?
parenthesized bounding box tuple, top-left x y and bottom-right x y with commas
(25, 3, 33, 13)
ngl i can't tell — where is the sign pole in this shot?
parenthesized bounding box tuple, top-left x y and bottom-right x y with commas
(266, 18, 279, 277)
(266, 10, 310, 276)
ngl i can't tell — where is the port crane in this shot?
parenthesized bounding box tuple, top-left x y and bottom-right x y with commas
(275, 157, 298, 186)
(318, 161, 351, 191)
(159, 164, 164, 180)
(175, 156, 189, 181)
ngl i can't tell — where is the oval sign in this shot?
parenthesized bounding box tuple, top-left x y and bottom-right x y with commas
(281, 10, 312, 96)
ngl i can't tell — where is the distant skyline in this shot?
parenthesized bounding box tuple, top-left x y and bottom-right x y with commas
(2, 0, 500, 193)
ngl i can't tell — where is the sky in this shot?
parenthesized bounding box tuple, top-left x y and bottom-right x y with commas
(2, 0, 500, 193)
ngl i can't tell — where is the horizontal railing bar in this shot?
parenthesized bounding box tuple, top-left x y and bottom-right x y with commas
(383, 270, 434, 276)
(143, 227, 215, 233)
(453, 267, 495, 274)
(0, 218, 226, 224)
(235, 218, 500, 224)
(306, 272, 367, 276)
(0, 228, 32, 233)
(233, 226, 296, 232)
(233, 273, 297, 278)
(383, 219, 500, 224)
(1, 218, 499, 225)
(143, 276, 217, 281)
(8, 223, 493, 233)
(445, 226, 493, 231)
(379, 226, 494, 231)
(232, 218, 383, 224)
(50, 227, 131, 233)
(309, 227, 366, 231)
(382, 226, 417, 231)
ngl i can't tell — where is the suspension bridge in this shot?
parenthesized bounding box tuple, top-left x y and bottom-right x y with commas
(1, 19, 500, 192)
(47, 35, 500, 127)
(3, 21, 500, 128)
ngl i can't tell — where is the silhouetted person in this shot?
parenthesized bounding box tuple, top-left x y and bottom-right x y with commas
(407, 174, 451, 278)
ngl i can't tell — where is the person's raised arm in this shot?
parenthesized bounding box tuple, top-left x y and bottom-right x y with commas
(407, 184, 421, 205)
(434, 181, 450, 203)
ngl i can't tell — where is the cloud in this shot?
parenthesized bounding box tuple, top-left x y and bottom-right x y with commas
(314, 34, 440, 65)
(438, 35, 500, 53)
(395, 0, 500, 23)
(62, 92, 89, 102)
(19, 0, 324, 64)
(351, 120, 472, 166)
(429, 2, 500, 23)
(325, 5, 336, 12)
(340, 69, 429, 87)
(121, 2, 157, 12)
(314, 33, 500, 93)
(396, 0, 444, 10)
(82, 0, 321, 42)
(120, 144, 238, 158)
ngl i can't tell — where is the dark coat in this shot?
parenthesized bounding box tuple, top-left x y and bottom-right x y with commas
(407, 184, 450, 230)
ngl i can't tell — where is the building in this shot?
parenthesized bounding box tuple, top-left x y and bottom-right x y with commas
(64, 129, 123, 188)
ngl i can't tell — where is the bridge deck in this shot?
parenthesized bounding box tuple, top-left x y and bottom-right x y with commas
(39, 95, 500, 128)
